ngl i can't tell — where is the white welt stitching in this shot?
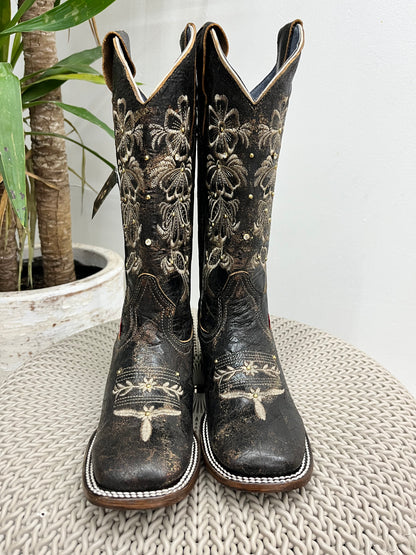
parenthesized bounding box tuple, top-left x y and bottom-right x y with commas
(85, 434, 199, 499)
(202, 414, 310, 484)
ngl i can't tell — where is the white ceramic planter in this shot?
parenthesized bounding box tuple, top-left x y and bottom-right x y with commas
(0, 243, 125, 377)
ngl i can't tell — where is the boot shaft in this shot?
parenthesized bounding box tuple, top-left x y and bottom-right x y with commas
(196, 22, 304, 302)
(102, 26, 197, 309)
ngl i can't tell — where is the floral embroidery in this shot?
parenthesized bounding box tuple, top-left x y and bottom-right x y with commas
(220, 387, 284, 420)
(122, 203, 140, 248)
(125, 252, 142, 275)
(114, 405, 181, 442)
(150, 156, 192, 201)
(213, 355, 284, 421)
(251, 245, 268, 269)
(113, 373, 184, 441)
(208, 94, 252, 158)
(120, 191, 142, 274)
(206, 154, 247, 199)
(214, 360, 279, 385)
(250, 98, 288, 269)
(148, 95, 193, 299)
(114, 98, 143, 163)
(113, 94, 193, 294)
(258, 99, 288, 154)
(208, 196, 240, 242)
(119, 158, 144, 202)
(203, 247, 233, 285)
(113, 378, 183, 400)
(150, 95, 190, 161)
(158, 200, 191, 247)
(253, 199, 271, 242)
(204, 94, 252, 284)
(254, 155, 277, 198)
(113, 97, 145, 278)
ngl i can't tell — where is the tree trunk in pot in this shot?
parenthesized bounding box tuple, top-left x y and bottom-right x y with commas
(0, 182, 18, 292)
(19, 0, 75, 286)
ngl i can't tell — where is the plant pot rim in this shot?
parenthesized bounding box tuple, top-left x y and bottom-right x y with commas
(0, 242, 124, 303)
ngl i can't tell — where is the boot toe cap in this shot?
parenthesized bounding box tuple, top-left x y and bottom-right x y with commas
(209, 414, 306, 478)
(213, 439, 305, 478)
(91, 425, 192, 492)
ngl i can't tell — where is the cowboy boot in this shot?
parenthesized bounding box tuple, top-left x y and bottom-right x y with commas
(196, 21, 313, 491)
(83, 23, 200, 509)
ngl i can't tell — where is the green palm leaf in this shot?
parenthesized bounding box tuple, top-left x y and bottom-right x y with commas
(25, 131, 114, 169)
(0, 0, 118, 35)
(0, 63, 26, 227)
(21, 73, 106, 103)
(25, 100, 114, 138)
(0, 0, 11, 62)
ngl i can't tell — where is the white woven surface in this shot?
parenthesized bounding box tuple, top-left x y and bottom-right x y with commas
(1, 317, 415, 554)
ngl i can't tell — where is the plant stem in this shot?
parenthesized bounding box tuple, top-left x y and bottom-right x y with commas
(0, 182, 18, 292)
(19, 0, 75, 286)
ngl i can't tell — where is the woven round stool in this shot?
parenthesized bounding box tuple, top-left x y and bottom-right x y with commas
(1, 317, 415, 554)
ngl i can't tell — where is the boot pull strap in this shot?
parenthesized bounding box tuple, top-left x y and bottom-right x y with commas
(202, 22, 228, 54)
(197, 21, 228, 66)
(92, 31, 136, 218)
(277, 19, 303, 68)
(102, 30, 136, 92)
(197, 22, 229, 132)
(249, 20, 303, 102)
(180, 22, 198, 52)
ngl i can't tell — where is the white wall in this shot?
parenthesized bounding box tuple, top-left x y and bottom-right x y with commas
(57, 0, 416, 396)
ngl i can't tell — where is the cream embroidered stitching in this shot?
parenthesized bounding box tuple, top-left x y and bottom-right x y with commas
(113, 396, 182, 409)
(149, 95, 192, 299)
(251, 97, 289, 269)
(114, 98, 143, 164)
(113, 98, 146, 278)
(112, 371, 184, 442)
(208, 94, 252, 158)
(114, 94, 193, 292)
(257, 100, 288, 154)
(214, 360, 280, 385)
(204, 94, 252, 285)
(254, 157, 278, 199)
(113, 378, 183, 400)
(220, 387, 284, 420)
(114, 406, 181, 442)
(150, 95, 190, 162)
(119, 158, 144, 202)
(214, 353, 284, 420)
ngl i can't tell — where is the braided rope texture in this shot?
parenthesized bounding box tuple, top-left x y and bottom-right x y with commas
(1, 317, 415, 554)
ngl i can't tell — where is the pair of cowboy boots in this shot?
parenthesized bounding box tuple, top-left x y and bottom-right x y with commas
(83, 20, 313, 509)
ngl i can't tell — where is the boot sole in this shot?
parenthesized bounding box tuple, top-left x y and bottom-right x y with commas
(82, 432, 200, 509)
(201, 414, 313, 492)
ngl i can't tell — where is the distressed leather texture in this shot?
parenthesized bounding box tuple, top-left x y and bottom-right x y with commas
(196, 21, 309, 477)
(91, 26, 197, 492)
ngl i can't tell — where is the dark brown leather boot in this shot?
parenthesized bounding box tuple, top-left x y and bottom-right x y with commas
(196, 21, 313, 491)
(83, 24, 200, 509)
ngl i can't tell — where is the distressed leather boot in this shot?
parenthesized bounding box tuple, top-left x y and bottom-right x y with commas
(83, 24, 200, 509)
(196, 21, 313, 491)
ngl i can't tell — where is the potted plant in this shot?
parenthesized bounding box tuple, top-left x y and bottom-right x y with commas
(0, 0, 124, 374)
